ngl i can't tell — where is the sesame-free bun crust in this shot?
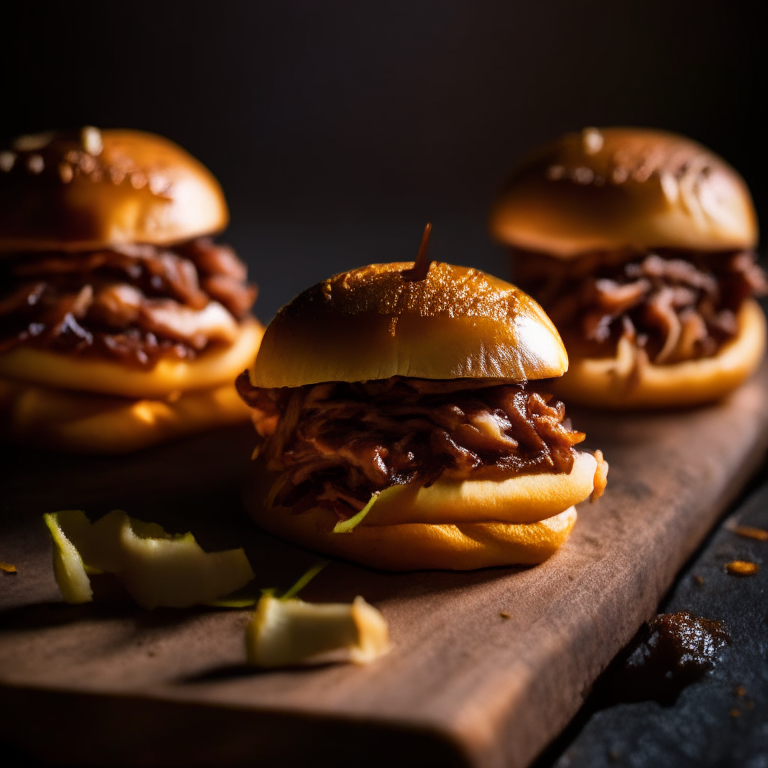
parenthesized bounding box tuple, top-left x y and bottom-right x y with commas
(0, 128, 229, 252)
(552, 299, 766, 408)
(251, 262, 568, 387)
(0, 377, 251, 454)
(0, 318, 263, 398)
(243, 455, 595, 570)
(490, 127, 758, 258)
(250, 504, 577, 571)
(363, 451, 597, 526)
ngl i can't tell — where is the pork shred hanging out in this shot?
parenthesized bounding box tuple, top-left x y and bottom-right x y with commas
(514, 248, 767, 365)
(0, 238, 257, 369)
(236, 374, 596, 519)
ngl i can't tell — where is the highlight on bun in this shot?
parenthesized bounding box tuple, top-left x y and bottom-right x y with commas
(238, 243, 607, 571)
(0, 127, 261, 452)
(489, 127, 765, 408)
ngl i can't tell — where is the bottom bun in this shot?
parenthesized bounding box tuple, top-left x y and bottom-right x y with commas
(244, 460, 582, 570)
(0, 378, 252, 454)
(552, 299, 766, 409)
(0, 318, 263, 399)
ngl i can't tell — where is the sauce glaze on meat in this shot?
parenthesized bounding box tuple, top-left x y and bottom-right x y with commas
(514, 249, 766, 364)
(0, 238, 256, 369)
(237, 374, 594, 519)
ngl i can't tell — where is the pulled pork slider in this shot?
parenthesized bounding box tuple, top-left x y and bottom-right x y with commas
(237, 227, 607, 571)
(0, 128, 262, 452)
(489, 127, 766, 408)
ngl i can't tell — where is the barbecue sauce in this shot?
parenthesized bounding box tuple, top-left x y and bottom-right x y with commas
(597, 611, 730, 707)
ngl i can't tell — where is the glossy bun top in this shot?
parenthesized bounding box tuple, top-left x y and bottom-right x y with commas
(250, 261, 568, 387)
(0, 128, 228, 252)
(490, 127, 757, 258)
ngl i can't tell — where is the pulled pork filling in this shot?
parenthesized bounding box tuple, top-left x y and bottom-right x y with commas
(0, 238, 257, 369)
(237, 374, 592, 520)
(514, 249, 767, 364)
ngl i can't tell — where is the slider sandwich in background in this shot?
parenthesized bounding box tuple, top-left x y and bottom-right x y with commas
(0, 128, 263, 452)
(237, 226, 607, 571)
(490, 127, 766, 408)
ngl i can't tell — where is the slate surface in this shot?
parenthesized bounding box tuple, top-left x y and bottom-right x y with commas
(535, 463, 768, 768)
(1, 365, 767, 768)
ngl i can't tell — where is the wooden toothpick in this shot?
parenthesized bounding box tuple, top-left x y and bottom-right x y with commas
(402, 223, 433, 282)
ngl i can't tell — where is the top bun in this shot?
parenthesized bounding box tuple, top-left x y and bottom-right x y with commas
(0, 128, 228, 253)
(489, 127, 758, 258)
(250, 261, 568, 387)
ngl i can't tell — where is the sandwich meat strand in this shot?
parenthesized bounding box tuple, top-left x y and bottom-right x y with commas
(237, 375, 605, 520)
(0, 238, 256, 369)
(516, 249, 766, 365)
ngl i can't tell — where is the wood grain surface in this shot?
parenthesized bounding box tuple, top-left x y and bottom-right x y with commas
(1, 364, 767, 768)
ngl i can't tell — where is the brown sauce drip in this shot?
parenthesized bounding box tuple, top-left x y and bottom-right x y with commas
(597, 611, 730, 707)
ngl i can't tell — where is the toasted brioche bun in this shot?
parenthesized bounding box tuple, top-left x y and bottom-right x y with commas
(243, 455, 596, 570)
(0, 318, 263, 398)
(0, 128, 262, 451)
(0, 128, 228, 253)
(362, 451, 597, 526)
(551, 299, 766, 409)
(490, 127, 758, 258)
(0, 376, 252, 454)
(250, 505, 578, 571)
(251, 262, 567, 388)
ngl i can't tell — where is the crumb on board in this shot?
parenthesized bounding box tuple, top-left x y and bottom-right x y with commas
(499, 611, 511, 619)
(731, 525, 768, 542)
(725, 561, 760, 576)
(693, 575, 704, 586)
(730, 709, 741, 718)
(0, 562, 17, 574)
(735, 685, 747, 697)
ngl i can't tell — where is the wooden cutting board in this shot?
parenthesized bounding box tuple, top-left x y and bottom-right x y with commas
(1, 363, 767, 768)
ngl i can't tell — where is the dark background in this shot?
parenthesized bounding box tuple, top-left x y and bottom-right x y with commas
(1, 6, 765, 766)
(2, 0, 761, 321)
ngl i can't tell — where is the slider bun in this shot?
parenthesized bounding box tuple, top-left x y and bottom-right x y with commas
(0, 318, 263, 398)
(490, 127, 758, 258)
(243, 456, 593, 570)
(363, 451, 597, 526)
(251, 262, 567, 387)
(0, 377, 251, 454)
(0, 128, 228, 252)
(552, 299, 766, 408)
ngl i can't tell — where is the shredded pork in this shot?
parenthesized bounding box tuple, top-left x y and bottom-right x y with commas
(514, 249, 766, 364)
(237, 375, 591, 520)
(0, 238, 257, 368)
